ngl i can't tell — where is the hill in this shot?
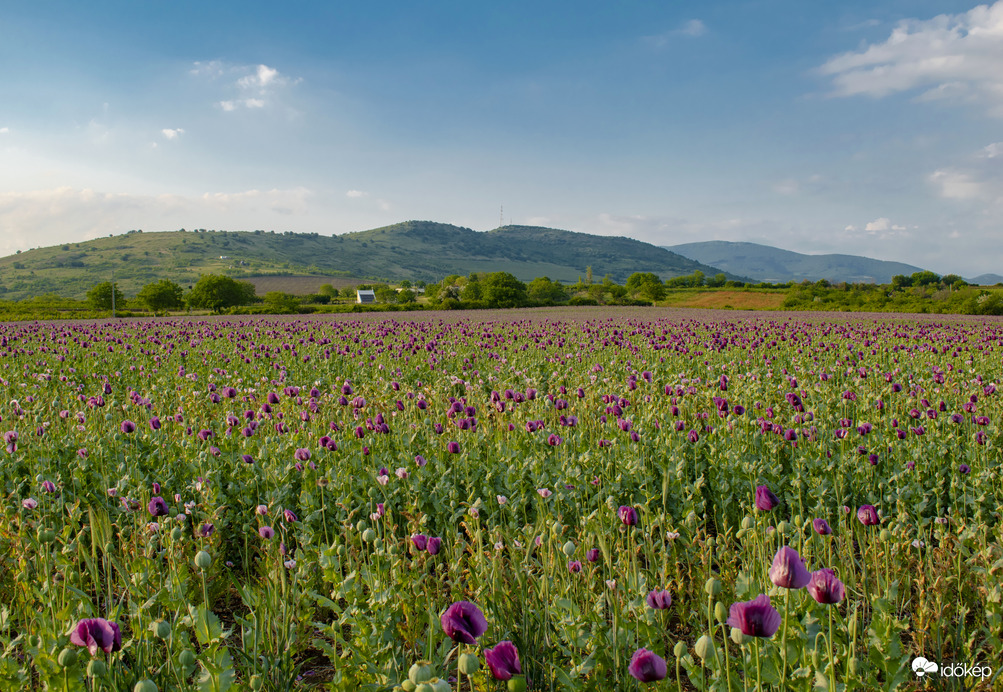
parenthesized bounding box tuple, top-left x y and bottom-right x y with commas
(968, 273, 1003, 286)
(664, 240, 927, 284)
(0, 222, 734, 300)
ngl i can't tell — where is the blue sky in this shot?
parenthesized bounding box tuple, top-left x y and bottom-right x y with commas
(2, 0, 1002, 277)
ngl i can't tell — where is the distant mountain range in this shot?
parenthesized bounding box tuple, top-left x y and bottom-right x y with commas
(0, 221, 739, 301)
(969, 273, 1003, 286)
(664, 241, 932, 285)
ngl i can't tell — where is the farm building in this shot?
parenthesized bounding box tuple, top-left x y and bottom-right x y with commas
(356, 289, 376, 304)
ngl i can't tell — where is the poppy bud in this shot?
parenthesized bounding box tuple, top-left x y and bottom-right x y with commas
(694, 635, 716, 662)
(673, 641, 687, 658)
(730, 627, 746, 645)
(715, 602, 728, 623)
(194, 550, 212, 570)
(86, 659, 107, 677)
(408, 661, 434, 684)
(562, 541, 576, 557)
(705, 578, 722, 596)
(458, 653, 480, 675)
(134, 681, 159, 692)
(58, 648, 78, 668)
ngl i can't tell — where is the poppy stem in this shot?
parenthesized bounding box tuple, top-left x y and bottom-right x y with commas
(781, 589, 790, 684)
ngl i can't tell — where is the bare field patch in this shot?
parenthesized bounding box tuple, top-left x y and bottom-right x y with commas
(243, 275, 364, 294)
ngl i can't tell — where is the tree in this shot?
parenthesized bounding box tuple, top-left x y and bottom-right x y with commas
(397, 288, 417, 303)
(890, 275, 912, 291)
(263, 292, 301, 314)
(318, 284, 338, 298)
(374, 285, 397, 304)
(399, 279, 412, 289)
(625, 272, 666, 301)
(186, 274, 257, 313)
(527, 276, 569, 303)
(341, 286, 356, 299)
(690, 270, 705, 288)
(136, 279, 183, 313)
(461, 277, 482, 301)
(87, 282, 125, 311)
(911, 270, 941, 287)
(481, 272, 528, 308)
(706, 273, 727, 288)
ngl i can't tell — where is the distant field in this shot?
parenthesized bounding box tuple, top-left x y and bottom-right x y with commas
(661, 288, 787, 310)
(243, 275, 364, 294)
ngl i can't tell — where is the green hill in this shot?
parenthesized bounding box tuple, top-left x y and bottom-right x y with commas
(665, 240, 927, 284)
(0, 222, 735, 300)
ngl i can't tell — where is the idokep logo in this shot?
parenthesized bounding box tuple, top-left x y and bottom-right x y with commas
(912, 656, 993, 680)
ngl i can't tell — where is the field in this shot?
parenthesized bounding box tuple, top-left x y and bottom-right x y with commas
(658, 290, 788, 311)
(0, 306, 1000, 691)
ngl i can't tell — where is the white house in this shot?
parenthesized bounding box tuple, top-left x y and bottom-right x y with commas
(356, 289, 376, 304)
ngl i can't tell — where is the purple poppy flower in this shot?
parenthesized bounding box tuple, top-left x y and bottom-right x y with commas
(120, 420, 136, 434)
(618, 505, 638, 526)
(484, 640, 522, 681)
(41, 480, 57, 493)
(857, 505, 879, 526)
(149, 417, 161, 430)
(411, 534, 428, 551)
(726, 594, 782, 638)
(568, 560, 582, 573)
(241, 454, 254, 464)
(645, 589, 672, 609)
(294, 448, 311, 462)
(959, 463, 971, 475)
(148, 496, 168, 517)
(628, 648, 668, 682)
(199, 523, 215, 537)
(586, 548, 600, 563)
(447, 441, 460, 454)
(769, 546, 811, 589)
(812, 518, 832, 535)
(283, 509, 298, 523)
(755, 485, 779, 511)
(70, 618, 122, 656)
(259, 526, 275, 539)
(21, 498, 38, 510)
(807, 568, 846, 604)
(427, 536, 442, 555)
(440, 601, 488, 645)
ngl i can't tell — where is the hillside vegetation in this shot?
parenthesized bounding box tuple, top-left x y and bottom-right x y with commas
(0, 222, 734, 300)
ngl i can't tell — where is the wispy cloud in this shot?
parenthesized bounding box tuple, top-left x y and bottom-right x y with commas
(191, 61, 299, 112)
(345, 190, 368, 198)
(0, 127, 9, 134)
(929, 169, 984, 200)
(643, 19, 707, 48)
(161, 128, 184, 140)
(819, 1, 1003, 115)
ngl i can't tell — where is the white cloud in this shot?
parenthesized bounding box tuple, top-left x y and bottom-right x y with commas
(844, 224, 857, 232)
(819, 1, 1003, 115)
(643, 19, 707, 47)
(980, 142, 1003, 158)
(194, 62, 298, 112)
(773, 179, 799, 195)
(161, 128, 184, 140)
(863, 217, 906, 232)
(346, 190, 368, 198)
(0, 127, 9, 134)
(680, 19, 706, 37)
(929, 169, 984, 199)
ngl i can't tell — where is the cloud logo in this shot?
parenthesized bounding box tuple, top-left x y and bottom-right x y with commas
(912, 657, 938, 677)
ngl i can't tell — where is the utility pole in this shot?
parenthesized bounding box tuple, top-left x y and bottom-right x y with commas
(500, 206, 504, 227)
(111, 267, 116, 318)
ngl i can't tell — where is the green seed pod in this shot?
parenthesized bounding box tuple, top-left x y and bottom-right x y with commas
(170, 527, 183, 541)
(879, 529, 891, 542)
(705, 536, 715, 547)
(400, 681, 417, 692)
(57, 648, 78, 668)
(362, 528, 377, 543)
(27, 634, 40, 649)
(730, 627, 746, 646)
(430, 680, 451, 692)
(336, 544, 347, 557)
(507, 676, 527, 692)
(777, 520, 790, 535)
(741, 516, 754, 530)
(86, 659, 107, 677)
(714, 602, 728, 624)
(551, 522, 564, 536)
(153, 619, 172, 640)
(415, 684, 435, 692)
(685, 511, 698, 526)
(694, 635, 715, 662)
(134, 680, 159, 692)
(811, 648, 821, 668)
(408, 660, 434, 684)
(355, 520, 367, 533)
(673, 640, 687, 658)
(849, 657, 859, 675)
(388, 544, 399, 556)
(458, 653, 480, 675)
(562, 541, 576, 557)
(194, 550, 212, 570)
(704, 577, 722, 596)
(179, 650, 197, 668)
(249, 675, 263, 690)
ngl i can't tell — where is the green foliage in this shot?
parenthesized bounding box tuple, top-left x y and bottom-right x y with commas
(262, 292, 301, 314)
(527, 277, 569, 303)
(136, 279, 184, 313)
(481, 272, 528, 308)
(396, 289, 417, 303)
(186, 275, 257, 313)
(318, 284, 338, 297)
(86, 281, 125, 310)
(625, 272, 666, 301)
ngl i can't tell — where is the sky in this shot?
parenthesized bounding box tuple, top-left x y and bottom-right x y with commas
(1, 0, 1002, 277)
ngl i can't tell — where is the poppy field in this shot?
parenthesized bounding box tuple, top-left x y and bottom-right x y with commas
(1, 307, 1000, 691)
